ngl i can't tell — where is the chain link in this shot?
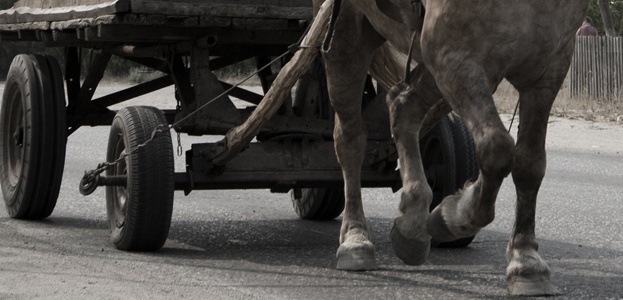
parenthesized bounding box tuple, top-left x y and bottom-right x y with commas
(176, 132, 183, 157)
(80, 124, 169, 192)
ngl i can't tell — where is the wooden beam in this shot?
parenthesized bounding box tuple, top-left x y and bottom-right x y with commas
(130, 0, 312, 19)
(92, 76, 173, 108)
(80, 51, 111, 103)
(80, 24, 304, 45)
(211, 0, 334, 165)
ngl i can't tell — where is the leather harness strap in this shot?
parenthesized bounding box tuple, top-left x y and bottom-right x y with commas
(322, 0, 342, 52)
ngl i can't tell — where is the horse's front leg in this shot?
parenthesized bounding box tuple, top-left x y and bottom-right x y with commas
(506, 84, 559, 296)
(386, 65, 445, 265)
(332, 107, 374, 270)
(323, 2, 384, 271)
(505, 42, 575, 296)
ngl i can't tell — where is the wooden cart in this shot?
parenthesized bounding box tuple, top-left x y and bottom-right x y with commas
(0, 0, 477, 251)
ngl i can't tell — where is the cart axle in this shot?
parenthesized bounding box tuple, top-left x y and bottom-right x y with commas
(79, 174, 127, 196)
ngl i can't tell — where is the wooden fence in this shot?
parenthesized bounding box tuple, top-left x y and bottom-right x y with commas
(569, 36, 623, 100)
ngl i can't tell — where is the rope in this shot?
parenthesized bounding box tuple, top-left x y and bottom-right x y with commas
(508, 100, 520, 133)
(404, 30, 418, 84)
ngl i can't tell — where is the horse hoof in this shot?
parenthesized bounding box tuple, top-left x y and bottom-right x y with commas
(508, 274, 561, 296)
(336, 241, 377, 271)
(427, 195, 481, 242)
(390, 223, 430, 266)
(427, 205, 459, 242)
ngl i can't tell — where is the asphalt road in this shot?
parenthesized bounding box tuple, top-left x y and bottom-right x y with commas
(0, 86, 622, 299)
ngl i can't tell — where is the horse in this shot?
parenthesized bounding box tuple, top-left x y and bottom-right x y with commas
(318, 0, 590, 296)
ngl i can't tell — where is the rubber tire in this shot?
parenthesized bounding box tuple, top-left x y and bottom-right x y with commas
(0, 54, 67, 219)
(420, 113, 479, 248)
(106, 106, 174, 251)
(290, 58, 344, 220)
(291, 188, 345, 220)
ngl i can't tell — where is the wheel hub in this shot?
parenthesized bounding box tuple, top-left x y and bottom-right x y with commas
(113, 143, 128, 228)
(12, 125, 24, 147)
(5, 88, 24, 187)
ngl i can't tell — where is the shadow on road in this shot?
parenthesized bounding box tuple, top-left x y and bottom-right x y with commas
(2, 214, 621, 298)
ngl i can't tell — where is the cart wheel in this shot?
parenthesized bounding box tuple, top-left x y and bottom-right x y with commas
(291, 188, 345, 220)
(290, 58, 344, 220)
(420, 112, 479, 248)
(0, 54, 67, 219)
(106, 106, 174, 251)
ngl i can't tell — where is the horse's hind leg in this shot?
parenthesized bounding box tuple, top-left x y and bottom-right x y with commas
(323, 4, 384, 270)
(505, 42, 575, 297)
(386, 65, 445, 265)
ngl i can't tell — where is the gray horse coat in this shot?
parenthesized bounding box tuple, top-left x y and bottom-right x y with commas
(319, 0, 589, 296)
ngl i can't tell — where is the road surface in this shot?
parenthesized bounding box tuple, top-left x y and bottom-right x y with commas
(0, 85, 622, 299)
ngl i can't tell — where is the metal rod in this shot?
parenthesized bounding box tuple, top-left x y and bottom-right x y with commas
(97, 175, 127, 187)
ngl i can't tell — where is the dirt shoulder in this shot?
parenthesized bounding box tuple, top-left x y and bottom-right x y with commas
(500, 114, 623, 156)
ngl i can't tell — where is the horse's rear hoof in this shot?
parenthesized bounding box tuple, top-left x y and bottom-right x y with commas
(427, 204, 460, 242)
(427, 194, 481, 242)
(336, 241, 377, 271)
(508, 274, 561, 296)
(390, 223, 430, 266)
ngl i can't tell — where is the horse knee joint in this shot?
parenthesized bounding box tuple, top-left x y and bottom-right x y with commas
(477, 131, 515, 179)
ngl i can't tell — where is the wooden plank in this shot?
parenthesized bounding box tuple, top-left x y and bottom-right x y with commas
(0, 0, 311, 27)
(14, 0, 128, 8)
(130, 0, 312, 19)
(49, 15, 117, 30)
(0, 0, 129, 24)
(231, 18, 291, 30)
(120, 14, 202, 26)
(0, 21, 49, 31)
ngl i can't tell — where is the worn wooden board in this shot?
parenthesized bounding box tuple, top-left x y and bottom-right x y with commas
(13, 0, 125, 9)
(0, 0, 312, 27)
(0, 0, 129, 24)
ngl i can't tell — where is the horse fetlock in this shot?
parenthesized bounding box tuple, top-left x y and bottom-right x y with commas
(506, 248, 559, 296)
(340, 219, 370, 240)
(427, 194, 482, 242)
(398, 182, 432, 214)
(336, 240, 377, 271)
